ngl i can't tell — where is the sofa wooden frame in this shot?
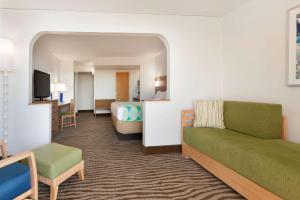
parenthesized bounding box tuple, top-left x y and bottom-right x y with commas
(181, 110, 288, 200)
(0, 140, 38, 200)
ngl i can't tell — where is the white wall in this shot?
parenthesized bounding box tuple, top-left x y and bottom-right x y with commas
(59, 59, 74, 102)
(94, 70, 116, 99)
(129, 69, 140, 100)
(155, 50, 167, 77)
(0, 10, 2, 34)
(74, 72, 78, 112)
(0, 10, 4, 144)
(1, 9, 222, 152)
(223, 0, 300, 142)
(32, 41, 60, 99)
(94, 69, 140, 101)
(74, 62, 94, 73)
(91, 56, 156, 100)
(141, 57, 156, 100)
(77, 73, 94, 110)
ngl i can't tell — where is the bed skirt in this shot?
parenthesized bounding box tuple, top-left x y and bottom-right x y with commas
(111, 114, 143, 134)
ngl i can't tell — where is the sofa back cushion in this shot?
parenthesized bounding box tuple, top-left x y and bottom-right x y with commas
(224, 101, 282, 139)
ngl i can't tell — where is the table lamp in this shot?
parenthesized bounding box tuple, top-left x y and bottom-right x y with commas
(155, 79, 160, 87)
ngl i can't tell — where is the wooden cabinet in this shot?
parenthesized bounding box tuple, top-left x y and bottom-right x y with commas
(51, 100, 59, 139)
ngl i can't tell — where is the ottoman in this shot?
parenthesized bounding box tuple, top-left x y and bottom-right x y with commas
(33, 143, 84, 200)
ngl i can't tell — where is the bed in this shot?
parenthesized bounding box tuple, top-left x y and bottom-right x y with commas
(111, 102, 143, 139)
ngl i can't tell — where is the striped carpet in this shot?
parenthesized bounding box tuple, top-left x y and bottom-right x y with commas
(39, 113, 244, 200)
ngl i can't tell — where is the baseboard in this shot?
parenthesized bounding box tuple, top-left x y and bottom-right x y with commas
(94, 113, 111, 116)
(116, 132, 142, 140)
(142, 145, 182, 154)
(78, 110, 94, 113)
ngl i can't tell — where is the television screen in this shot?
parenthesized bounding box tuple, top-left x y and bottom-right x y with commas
(34, 70, 50, 100)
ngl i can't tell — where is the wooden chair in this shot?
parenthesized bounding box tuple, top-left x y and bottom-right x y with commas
(61, 99, 77, 130)
(0, 139, 8, 159)
(0, 140, 38, 199)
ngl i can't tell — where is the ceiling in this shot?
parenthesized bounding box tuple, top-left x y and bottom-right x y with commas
(1, 0, 248, 17)
(74, 63, 140, 72)
(95, 65, 140, 70)
(36, 33, 166, 62)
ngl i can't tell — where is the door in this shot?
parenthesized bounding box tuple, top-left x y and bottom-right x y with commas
(116, 72, 129, 101)
(77, 72, 94, 111)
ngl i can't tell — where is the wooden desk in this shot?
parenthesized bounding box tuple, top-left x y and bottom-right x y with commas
(32, 100, 72, 140)
(32, 100, 59, 140)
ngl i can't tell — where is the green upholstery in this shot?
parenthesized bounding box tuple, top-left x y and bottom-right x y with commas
(33, 143, 82, 179)
(61, 112, 73, 116)
(224, 101, 282, 139)
(184, 127, 300, 200)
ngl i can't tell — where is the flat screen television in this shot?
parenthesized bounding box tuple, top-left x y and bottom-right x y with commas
(34, 70, 50, 101)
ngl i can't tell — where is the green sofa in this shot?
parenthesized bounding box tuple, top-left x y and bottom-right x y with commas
(183, 101, 300, 200)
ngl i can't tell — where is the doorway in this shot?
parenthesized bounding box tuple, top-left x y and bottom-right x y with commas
(77, 72, 94, 111)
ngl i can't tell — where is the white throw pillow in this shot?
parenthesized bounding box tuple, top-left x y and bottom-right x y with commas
(193, 99, 225, 129)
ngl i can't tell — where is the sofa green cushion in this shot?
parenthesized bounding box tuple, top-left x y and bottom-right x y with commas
(224, 101, 282, 139)
(33, 143, 82, 179)
(184, 127, 300, 200)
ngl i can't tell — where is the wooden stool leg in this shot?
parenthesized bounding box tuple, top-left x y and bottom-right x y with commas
(74, 115, 77, 128)
(50, 185, 58, 200)
(78, 167, 84, 181)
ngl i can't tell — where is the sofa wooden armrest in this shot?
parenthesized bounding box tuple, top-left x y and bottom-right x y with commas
(0, 151, 38, 200)
(181, 110, 195, 144)
(281, 116, 288, 140)
(0, 139, 8, 159)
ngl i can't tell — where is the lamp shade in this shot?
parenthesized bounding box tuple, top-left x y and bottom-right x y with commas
(50, 83, 55, 92)
(0, 37, 14, 70)
(55, 83, 66, 92)
(155, 80, 160, 87)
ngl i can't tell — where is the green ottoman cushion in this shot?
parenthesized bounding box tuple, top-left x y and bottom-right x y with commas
(33, 143, 82, 179)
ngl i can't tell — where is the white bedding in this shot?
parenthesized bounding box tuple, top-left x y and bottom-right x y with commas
(111, 102, 142, 121)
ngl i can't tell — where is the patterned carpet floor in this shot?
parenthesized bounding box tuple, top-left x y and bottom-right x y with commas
(39, 113, 244, 200)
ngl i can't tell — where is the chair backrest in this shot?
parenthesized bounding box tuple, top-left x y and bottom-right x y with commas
(70, 99, 75, 114)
